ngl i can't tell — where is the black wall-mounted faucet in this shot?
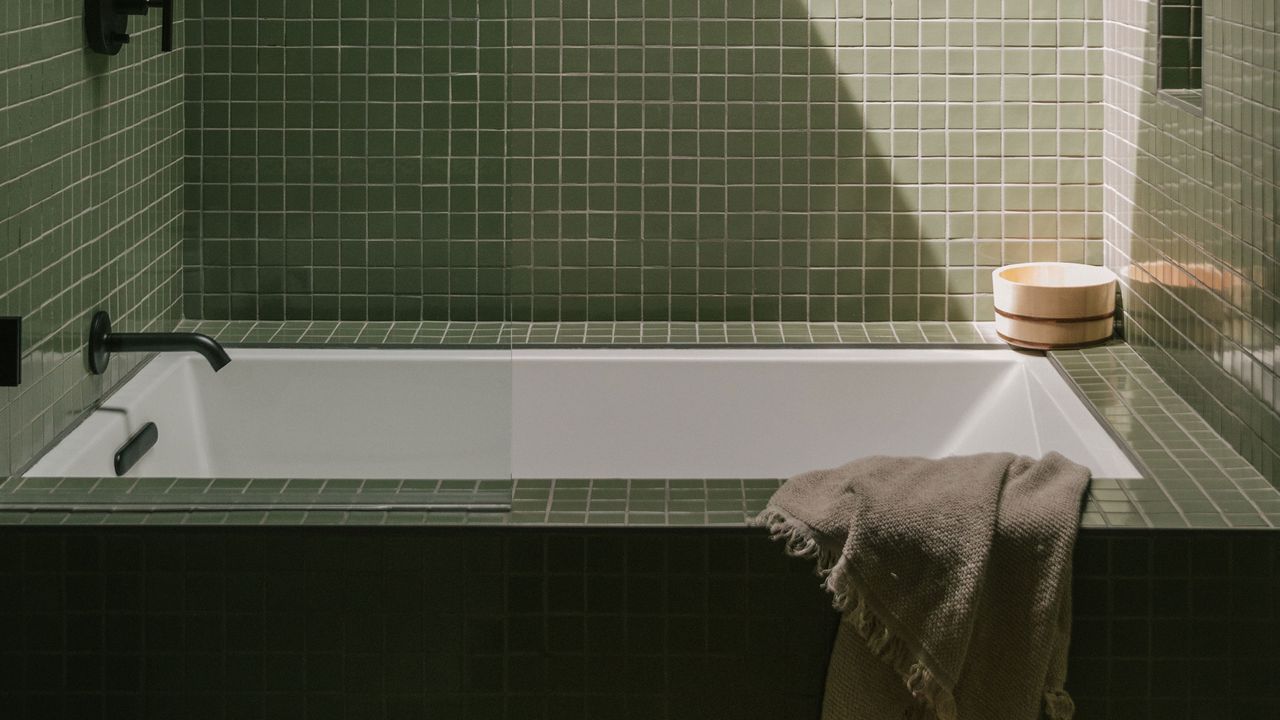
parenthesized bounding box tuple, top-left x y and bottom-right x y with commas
(86, 0, 174, 55)
(87, 311, 231, 374)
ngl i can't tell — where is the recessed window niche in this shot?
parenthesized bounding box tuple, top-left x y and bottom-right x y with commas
(1158, 0, 1204, 109)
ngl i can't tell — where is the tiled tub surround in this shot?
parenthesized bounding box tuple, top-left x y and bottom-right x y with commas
(1103, 0, 1280, 490)
(0, 3, 185, 478)
(12, 340, 1140, 533)
(1, 323, 1277, 530)
(2, 330, 1275, 719)
(0, 528, 1275, 720)
(183, 0, 1105, 323)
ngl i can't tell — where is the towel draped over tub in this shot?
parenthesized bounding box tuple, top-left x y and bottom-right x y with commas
(755, 452, 1090, 720)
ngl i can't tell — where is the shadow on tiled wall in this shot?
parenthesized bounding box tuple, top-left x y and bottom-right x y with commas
(183, 0, 1102, 324)
(503, 0, 928, 322)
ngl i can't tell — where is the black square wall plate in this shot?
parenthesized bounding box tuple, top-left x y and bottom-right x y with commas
(0, 317, 19, 387)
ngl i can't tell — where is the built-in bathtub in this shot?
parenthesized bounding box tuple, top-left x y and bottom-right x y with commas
(10, 346, 1275, 718)
(26, 348, 1141, 487)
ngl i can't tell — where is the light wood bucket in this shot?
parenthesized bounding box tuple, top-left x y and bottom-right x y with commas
(993, 262, 1117, 350)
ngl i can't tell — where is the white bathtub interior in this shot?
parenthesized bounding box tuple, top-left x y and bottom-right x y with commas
(28, 350, 514, 480)
(512, 348, 1140, 479)
(26, 347, 1142, 480)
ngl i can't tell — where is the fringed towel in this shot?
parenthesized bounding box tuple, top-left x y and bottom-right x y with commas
(754, 452, 1089, 720)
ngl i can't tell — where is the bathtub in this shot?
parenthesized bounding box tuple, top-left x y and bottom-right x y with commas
(25, 348, 1141, 481)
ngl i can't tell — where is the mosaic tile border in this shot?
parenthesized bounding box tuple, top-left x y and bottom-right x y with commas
(2, 324, 1276, 530)
(0, 476, 512, 510)
(171, 319, 1004, 346)
(4, 473, 1271, 531)
(0, 478, 1089, 528)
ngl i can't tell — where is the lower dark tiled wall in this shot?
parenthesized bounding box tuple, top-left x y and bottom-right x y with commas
(0, 529, 1275, 720)
(1069, 531, 1279, 719)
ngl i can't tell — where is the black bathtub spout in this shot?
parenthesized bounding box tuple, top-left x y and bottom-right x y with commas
(87, 311, 231, 374)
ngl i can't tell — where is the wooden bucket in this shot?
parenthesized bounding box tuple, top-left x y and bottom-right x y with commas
(993, 262, 1117, 350)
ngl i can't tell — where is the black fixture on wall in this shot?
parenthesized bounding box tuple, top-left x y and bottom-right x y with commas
(0, 317, 20, 387)
(87, 311, 231, 374)
(85, 0, 173, 55)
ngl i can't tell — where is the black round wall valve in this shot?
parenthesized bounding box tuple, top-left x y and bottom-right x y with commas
(85, 0, 174, 55)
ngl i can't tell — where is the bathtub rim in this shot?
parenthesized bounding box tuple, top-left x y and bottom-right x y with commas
(12, 342, 1150, 487)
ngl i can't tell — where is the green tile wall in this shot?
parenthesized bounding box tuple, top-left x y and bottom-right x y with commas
(184, 0, 1105, 322)
(1104, 0, 1280, 488)
(0, 2, 185, 476)
(506, 0, 1104, 322)
(182, 0, 508, 321)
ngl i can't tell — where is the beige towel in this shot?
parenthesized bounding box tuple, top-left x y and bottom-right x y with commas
(754, 452, 1089, 720)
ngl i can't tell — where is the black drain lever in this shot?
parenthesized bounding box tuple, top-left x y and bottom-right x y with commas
(114, 422, 158, 476)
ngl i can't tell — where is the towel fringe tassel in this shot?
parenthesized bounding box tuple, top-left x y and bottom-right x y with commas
(1043, 690, 1075, 720)
(751, 507, 840, 569)
(755, 507, 961, 720)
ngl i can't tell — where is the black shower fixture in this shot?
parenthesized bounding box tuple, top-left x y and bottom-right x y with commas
(86, 0, 173, 55)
